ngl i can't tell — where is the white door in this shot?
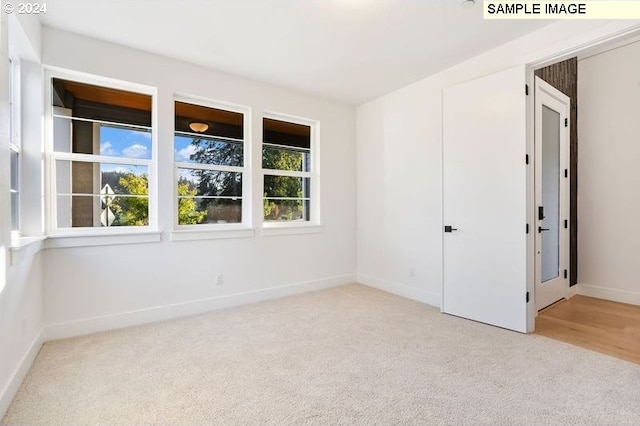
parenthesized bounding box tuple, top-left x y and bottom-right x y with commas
(442, 66, 529, 333)
(534, 77, 570, 311)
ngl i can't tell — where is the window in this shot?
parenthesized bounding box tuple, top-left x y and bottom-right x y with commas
(262, 115, 317, 223)
(174, 99, 249, 227)
(9, 59, 20, 236)
(49, 76, 154, 231)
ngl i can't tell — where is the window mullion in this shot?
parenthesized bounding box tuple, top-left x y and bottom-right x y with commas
(174, 161, 245, 174)
(52, 152, 152, 167)
(52, 114, 152, 132)
(262, 169, 311, 178)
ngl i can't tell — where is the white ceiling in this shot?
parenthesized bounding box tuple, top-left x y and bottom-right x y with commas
(40, 0, 552, 104)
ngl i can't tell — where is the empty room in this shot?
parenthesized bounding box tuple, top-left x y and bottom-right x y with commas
(1, 1, 639, 424)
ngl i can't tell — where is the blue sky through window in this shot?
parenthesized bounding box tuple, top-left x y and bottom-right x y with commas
(100, 125, 151, 160)
(174, 135, 196, 162)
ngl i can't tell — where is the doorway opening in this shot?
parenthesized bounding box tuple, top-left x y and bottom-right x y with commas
(529, 30, 640, 356)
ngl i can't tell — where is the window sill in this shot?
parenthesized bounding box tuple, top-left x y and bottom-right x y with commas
(44, 231, 162, 249)
(9, 236, 47, 266)
(261, 223, 323, 237)
(170, 227, 255, 242)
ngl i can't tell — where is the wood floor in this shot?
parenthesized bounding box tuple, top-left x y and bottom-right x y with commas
(535, 295, 640, 364)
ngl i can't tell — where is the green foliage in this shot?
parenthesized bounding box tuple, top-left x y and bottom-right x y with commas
(263, 176, 304, 221)
(110, 173, 149, 226)
(262, 147, 303, 171)
(262, 147, 308, 221)
(177, 178, 207, 225)
(104, 173, 207, 226)
(262, 146, 308, 220)
(188, 137, 243, 223)
(190, 137, 242, 198)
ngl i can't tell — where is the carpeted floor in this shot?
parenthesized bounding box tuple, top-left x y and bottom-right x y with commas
(3, 284, 640, 425)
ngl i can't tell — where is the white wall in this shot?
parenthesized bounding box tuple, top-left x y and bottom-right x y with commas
(0, 15, 44, 418)
(577, 40, 640, 305)
(40, 28, 356, 337)
(0, 254, 43, 417)
(356, 20, 640, 307)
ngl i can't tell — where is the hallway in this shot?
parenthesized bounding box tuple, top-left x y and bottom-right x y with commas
(536, 295, 640, 364)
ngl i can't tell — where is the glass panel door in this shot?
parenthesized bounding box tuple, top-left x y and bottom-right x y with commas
(541, 105, 560, 283)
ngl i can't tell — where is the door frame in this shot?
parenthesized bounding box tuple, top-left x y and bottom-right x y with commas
(534, 77, 570, 311)
(525, 23, 640, 331)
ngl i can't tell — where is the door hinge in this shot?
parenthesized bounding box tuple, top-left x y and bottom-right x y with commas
(564, 270, 568, 279)
(565, 118, 568, 127)
(525, 154, 529, 165)
(526, 223, 529, 234)
(564, 219, 568, 229)
(525, 84, 529, 96)
(564, 169, 568, 178)
(526, 291, 530, 303)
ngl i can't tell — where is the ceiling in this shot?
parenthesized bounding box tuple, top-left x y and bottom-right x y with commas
(40, 0, 553, 105)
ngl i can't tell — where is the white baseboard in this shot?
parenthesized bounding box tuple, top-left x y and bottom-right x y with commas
(567, 284, 580, 299)
(43, 274, 355, 341)
(357, 273, 440, 308)
(576, 283, 640, 306)
(0, 330, 43, 419)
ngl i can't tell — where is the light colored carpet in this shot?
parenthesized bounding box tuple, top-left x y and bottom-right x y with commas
(3, 284, 640, 425)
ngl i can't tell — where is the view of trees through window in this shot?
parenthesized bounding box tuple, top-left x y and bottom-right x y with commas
(50, 82, 316, 230)
(172, 112, 313, 224)
(263, 117, 312, 222)
(51, 78, 153, 229)
(174, 101, 245, 225)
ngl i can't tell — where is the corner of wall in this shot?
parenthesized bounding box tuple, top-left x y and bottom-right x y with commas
(575, 283, 640, 306)
(0, 330, 43, 419)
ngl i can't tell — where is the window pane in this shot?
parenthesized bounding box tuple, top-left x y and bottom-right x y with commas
(177, 168, 242, 225)
(263, 118, 310, 148)
(10, 150, 19, 231)
(55, 160, 149, 228)
(10, 150, 19, 191)
(52, 79, 152, 157)
(52, 78, 152, 126)
(262, 145, 310, 172)
(263, 176, 309, 199)
(174, 134, 242, 167)
(177, 197, 242, 225)
(263, 118, 311, 172)
(175, 101, 243, 140)
(11, 192, 19, 231)
(100, 124, 151, 159)
(52, 118, 151, 159)
(177, 168, 242, 197)
(263, 176, 310, 222)
(56, 195, 149, 228)
(264, 199, 310, 222)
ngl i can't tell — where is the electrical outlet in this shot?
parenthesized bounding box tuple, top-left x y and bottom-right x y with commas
(215, 273, 224, 285)
(409, 268, 416, 278)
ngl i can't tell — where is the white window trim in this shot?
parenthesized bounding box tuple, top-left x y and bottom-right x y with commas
(44, 67, 158, 238)
(9, 232, 163, 265)
(9, 236, 47, 266)
(44, 231, 162, 249)
(171, 95, 253, 239)
(262, 111, 321, 229)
